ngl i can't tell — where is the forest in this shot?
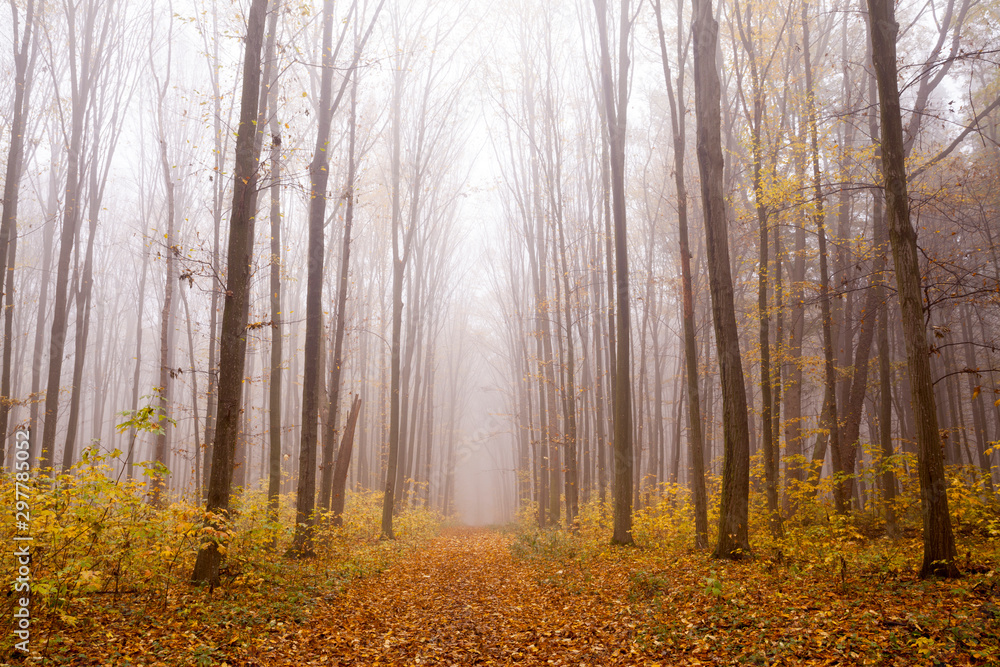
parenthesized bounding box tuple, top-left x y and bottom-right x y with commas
(1, 0, 999, 664)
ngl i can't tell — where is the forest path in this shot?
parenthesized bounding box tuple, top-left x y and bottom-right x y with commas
(265, 528, 645, 666)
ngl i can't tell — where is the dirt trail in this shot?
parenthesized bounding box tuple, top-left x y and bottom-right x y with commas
(265, 529, 644, 666)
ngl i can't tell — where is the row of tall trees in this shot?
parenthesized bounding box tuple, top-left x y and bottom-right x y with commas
(0, 0, 479, 587)
(482, 0, 997, 577)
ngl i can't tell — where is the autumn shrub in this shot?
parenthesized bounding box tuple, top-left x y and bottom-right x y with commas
(0, 451, 203, 619)
(511, 497, 539, 529)
(293, 489, 444, 595)
(946, 465, 1000, 537)
(737, 452, 1000, 577)
(517, 450, 999, 572)
(392, 498, 445, 541)
(510, 481, 714, 559)
(631, 482, 698, 551)
(508, 497, 595, 560)
(575, 493, 612, 537)
(509, 526, 582, 562)
(506, 449, 999, 580)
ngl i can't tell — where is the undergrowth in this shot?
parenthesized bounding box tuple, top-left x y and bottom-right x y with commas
(508, 462, 1000, 665)
(512, 458, 1000, 566)
(0, 447, 442, 664)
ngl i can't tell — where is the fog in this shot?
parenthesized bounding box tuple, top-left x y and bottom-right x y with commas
(0, 0, 997, 537)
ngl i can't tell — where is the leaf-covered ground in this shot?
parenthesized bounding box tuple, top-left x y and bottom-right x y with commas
(12, 526, 1000, 665)
(264, 527, 998, 666)
(262, 528, 640, 666)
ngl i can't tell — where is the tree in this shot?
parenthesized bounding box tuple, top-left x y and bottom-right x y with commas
(381, 0, 457, 537)
(197, 0, 234, 501)
(27, 138, 59, 468)
(292, 0, 383, 553)
(865, 0, 958, 578)
(801, 0, 844, 513)
(652, 0, 708, 549)
(265, 0, 283, 522)
(692, 0, 751, 559)
(592, 0, 634, 546)
(290, 0, 339, 558)
(39, 0, 115, 472)
(732, 0, 785, 537)
(331, 395, 362, 525)
(151, 1, 178, 502)
(191, 0, 268, 587)
(322, 55, 361, 513)
(0, 0, 38, 465)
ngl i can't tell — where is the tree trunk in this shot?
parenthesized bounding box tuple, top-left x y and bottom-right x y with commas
(555, 200, 579, 524)
(653, 0, 707, 549)
(592, 258, 608, 504)
(803, 0, 844, 512)
(541, 226, 560, 527)
(733, 0, 781, 536)
(40, 0, 103, 472)
(783, 170, 807, 511)
(290, 0, 336, 556)
(191, 0, 268, 586)
(672, 375, 684, 486)
(201, 0, 231, 501)
(127, 213, 151, 479)
(320, 63, 359, 513)
(838, 282, 879, 505)
(331, 395, 362, 525)
(265, 0, 283, 522)
(152, 115, 178, 503)
(523, 72, 549, 527)
(877, 286, 899, 537)
(593, 0, 634, 546)
(0, 234, 17, 462)
(28, 156, 58, 467)
(181, 287, 202, 497)
(865, 0, 958, 578)
(382, 45, 407, 540)
(693, 0, 752, 559)
(0, 0, 37, 463)
(961, 303, 994, 493)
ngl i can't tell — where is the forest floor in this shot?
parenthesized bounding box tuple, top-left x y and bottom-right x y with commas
(12, 526, 1000, 666)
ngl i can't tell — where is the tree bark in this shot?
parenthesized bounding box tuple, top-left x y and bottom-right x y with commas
(200, 0, 230, 501)
(28, 154, 58, 468)
(961, 303, 994, 493)
(127, 213, 151, 479)
(783, 153, 807, 511)
(733, 0, 781, 536)
(382, 31, 407, 539)
(152, 39, 178, 501)
(181, 286, 202, 496)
